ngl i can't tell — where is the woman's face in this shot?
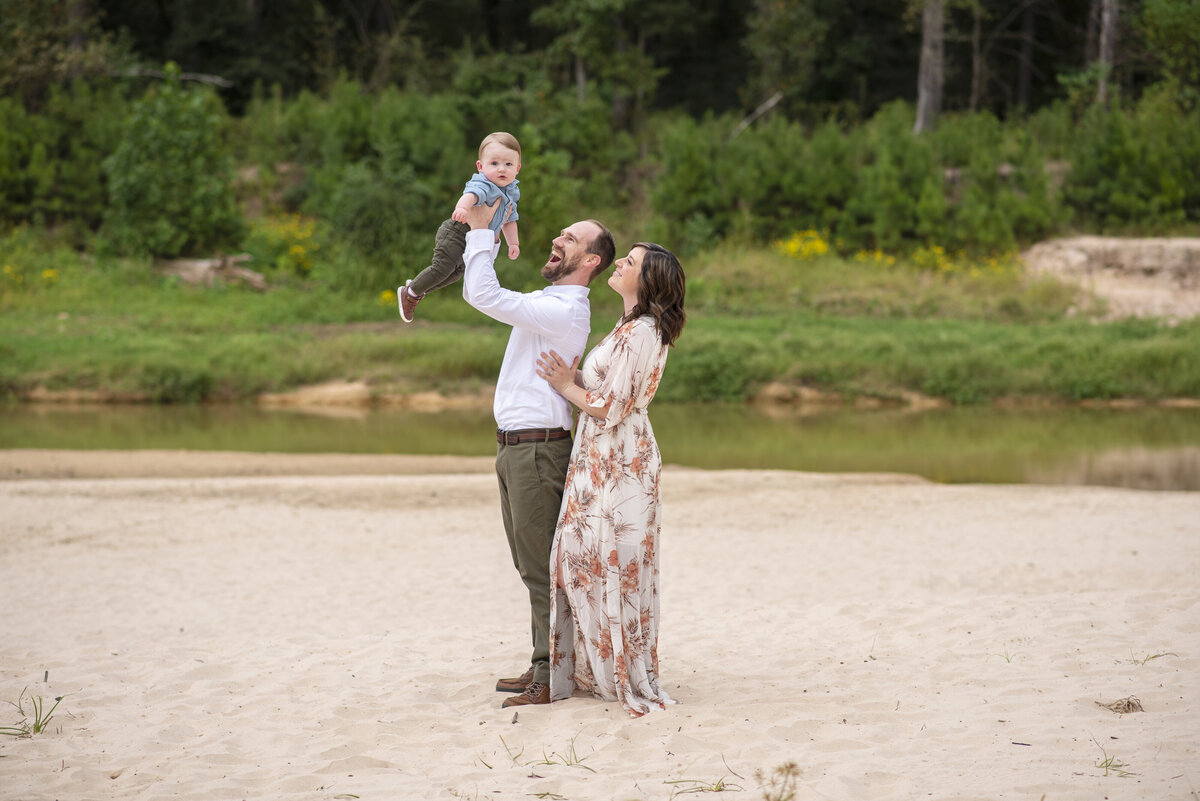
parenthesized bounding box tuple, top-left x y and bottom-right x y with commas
(608, 246, 645, 300)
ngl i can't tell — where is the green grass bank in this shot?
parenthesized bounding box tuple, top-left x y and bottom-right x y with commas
(3, 230, 1199, 406)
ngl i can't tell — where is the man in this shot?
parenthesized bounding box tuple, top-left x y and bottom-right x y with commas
(461, 199, 615, 708)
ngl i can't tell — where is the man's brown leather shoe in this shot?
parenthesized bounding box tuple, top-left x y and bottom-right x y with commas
(501, 682, 549, 708)
(496, 666, 535, 693)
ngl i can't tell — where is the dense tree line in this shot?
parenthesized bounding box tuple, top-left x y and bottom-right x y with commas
(2, 0, 1198, 278)
(3, 0, 1193, 118)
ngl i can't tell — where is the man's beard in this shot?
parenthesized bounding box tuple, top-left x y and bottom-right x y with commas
(542, 251, 583, 283)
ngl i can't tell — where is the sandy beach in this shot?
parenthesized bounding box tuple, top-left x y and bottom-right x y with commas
(1, 449, 1197, 801)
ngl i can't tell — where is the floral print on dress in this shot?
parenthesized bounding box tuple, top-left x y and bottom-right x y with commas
(549, 315, 674, 717)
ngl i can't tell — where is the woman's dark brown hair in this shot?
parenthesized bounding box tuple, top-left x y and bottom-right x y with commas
(623, 242, 686, 347)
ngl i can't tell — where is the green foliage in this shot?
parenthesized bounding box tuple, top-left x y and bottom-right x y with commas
(451, 48, 544, 137)
(528, 90, 641, 207)
(103, 64, 242, 257)
(531, 0, 661, 128)
(320, 159, 423, 291)
(302, 88, 468, 291)
(242, 214, 321, 277)
(1140, 0, 1200, 110)
(3, 232, 1199, 407)
(929, 111, 1005, 167)
(0, 0, 120, 109)
(1, 689, 64, 738)
(1056, 63, 1110, 119)
(0, 226, 73, 304)
(0, 81, 129, 235)
(1064, 100, 1200, 230)
(844, 102, 935, 251)
(955, 145, 1016, 252)
(649, 99, 1079, 256)
(501, 125, 584, 289)
(648, 113, 732, 253)
(236, 81, 290, 167)
(1024, 102, 1075, 160)
(723, 113, 838, 240)
(138, 362, 215, 403)
(659, 329, 780, 402)
(742, 0, 829, 109)
(1004, 129, 1063, 243)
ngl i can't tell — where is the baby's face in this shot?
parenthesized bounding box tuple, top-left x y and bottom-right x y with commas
(477, 143, 521, 187)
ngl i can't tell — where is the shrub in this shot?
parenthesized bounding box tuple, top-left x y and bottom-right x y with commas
(1024, 102, 1074, 160)
(649, 113, 732, 254)
(237, 81, 291, 168)
(930, 111, 1004, 167)
(720, 114, 812, 241)
(650, 113, 857, 251)
(648, 100, 1072, 257)
(243, 214, 321, 277)
(532, 93, 639, 207)
(103, 64, 242, 257)
(842, 102, 938, 251)
(453, 40, 643, 209)
(306, 88, 470, 291)
(0, 97, 42, 223)
(0, 81, 129, 235)
(658, 330, 778, 402)
(1140, 0, 1200, 110)
(138, 362, 214, 403)
(954, 145, 1016, 252)
(500, 124, 584, 288)
(0, 226, 68, 302)
(320, 159, 424, 291)
(1064, 99, 1200, 230)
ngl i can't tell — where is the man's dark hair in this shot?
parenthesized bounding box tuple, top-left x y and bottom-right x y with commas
(584, 219, 616, 283)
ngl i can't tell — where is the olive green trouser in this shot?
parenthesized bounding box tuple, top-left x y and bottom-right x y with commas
(495, 436, 573, 686)
(409, 219, 470, 296)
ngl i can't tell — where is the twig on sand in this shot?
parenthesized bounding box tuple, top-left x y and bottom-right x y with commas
(1095, 696, 1144, 714)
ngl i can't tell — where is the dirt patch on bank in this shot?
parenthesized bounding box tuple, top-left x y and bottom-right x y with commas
(1022, 236, 1200, 320)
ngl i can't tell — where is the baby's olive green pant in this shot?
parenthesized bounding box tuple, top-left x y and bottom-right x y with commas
(409, 219, 470, 296)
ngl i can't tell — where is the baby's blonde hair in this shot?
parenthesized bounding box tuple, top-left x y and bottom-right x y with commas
(478, 131, 522, 161)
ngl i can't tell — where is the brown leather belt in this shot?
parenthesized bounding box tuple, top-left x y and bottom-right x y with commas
(496, 428, 572, 445)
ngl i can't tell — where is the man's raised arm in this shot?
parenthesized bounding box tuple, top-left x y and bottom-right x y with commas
(462, 201, 574, 339)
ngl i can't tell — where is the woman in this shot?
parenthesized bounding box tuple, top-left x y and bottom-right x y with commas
(534, 242, 686, 717)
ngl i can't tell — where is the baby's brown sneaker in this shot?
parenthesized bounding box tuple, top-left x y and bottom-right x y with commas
(398, 280, 423, 322)
(501, 682, 549, 707)
(496, 666, 535, 693)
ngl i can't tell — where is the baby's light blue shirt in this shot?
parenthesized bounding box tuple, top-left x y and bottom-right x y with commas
(463, 172, 520, 235)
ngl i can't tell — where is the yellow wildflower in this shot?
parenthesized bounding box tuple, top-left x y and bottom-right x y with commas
(775, 229, 831, 261)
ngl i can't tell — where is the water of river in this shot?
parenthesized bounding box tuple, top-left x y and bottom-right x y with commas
(3, 403, 1199, 491)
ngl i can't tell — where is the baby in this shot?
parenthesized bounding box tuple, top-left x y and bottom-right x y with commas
(398, 131, 522, 322)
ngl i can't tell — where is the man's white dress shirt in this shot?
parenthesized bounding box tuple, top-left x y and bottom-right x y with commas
(462, 229, 591, 432)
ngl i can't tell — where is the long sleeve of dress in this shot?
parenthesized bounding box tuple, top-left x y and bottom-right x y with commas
(583, 318, 665, 430)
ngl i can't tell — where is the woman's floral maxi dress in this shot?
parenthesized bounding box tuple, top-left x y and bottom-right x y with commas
(549, 315, 674, 717)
